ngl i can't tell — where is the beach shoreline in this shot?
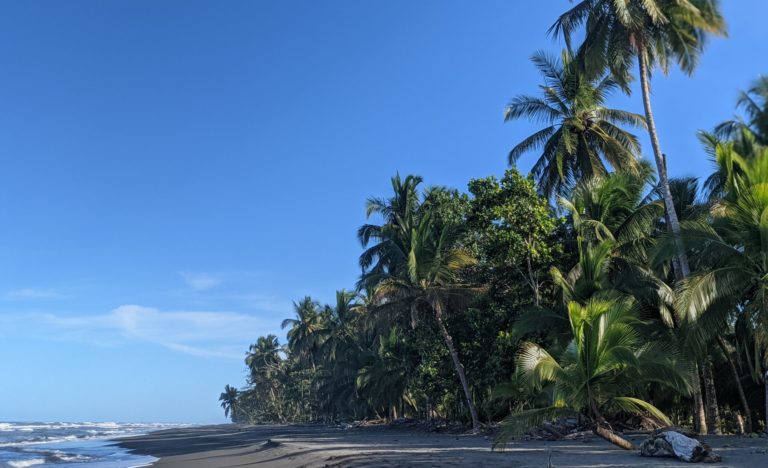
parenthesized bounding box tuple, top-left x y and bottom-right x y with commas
(116, 423, 768, 467)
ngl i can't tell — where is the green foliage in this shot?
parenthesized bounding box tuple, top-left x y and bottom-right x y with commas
(505, 50, 645, 196)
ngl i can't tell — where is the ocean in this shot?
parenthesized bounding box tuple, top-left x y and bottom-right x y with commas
(0, 422, 190, 467)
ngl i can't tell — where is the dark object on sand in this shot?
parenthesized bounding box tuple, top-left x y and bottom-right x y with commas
(639, 429, 721, 463)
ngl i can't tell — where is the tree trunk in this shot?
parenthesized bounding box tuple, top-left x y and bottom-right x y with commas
(701, 361, 722, 434)
(594, 424, 636, 450)
(717, 336, 753, 433)
(693, 366, 708, 434)
(637, 47, 690, 278)
(764, 369, 768, 435)
(432, 300, 481, 431)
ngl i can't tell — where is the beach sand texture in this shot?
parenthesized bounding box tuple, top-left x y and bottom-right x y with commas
(118, 424, 768, 467)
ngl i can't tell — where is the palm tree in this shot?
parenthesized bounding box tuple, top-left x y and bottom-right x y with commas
(716, 76, 768, 144)
(281, 297, 328, 369)
(505, 49, 645, 196)
(553, 0, 726, 279)
(364, 210, 482, 430)
(246, 334, 281, 377)
(671, 140, 768, 433)
(245, 335, 284, 421)
(358, 174, 423, 284)
(356, 327, 415, 420)
(219, 385, 240, 422)
(496, 298, 690, 450)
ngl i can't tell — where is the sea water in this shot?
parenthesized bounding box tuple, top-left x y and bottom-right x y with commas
(0, 422, 190, 467)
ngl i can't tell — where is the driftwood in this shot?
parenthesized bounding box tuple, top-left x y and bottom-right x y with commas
(639, 429, 721, 463)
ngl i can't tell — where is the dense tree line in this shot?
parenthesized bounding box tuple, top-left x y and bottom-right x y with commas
(221, 0, 768, 449)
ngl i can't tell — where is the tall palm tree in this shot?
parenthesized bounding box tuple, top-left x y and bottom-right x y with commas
(553, 0, 726, 279)
(505, 49, 645, 196)
(671, 140, 768, 433)
(219, 385, 240, 422)
(365, 210, 482, 430)
(496, 298, 690, 450)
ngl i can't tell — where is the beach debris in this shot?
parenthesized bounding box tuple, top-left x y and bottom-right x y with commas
(639, 429, 721, 463)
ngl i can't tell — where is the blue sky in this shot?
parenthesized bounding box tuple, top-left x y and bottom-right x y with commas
(0, 1, 765, 423)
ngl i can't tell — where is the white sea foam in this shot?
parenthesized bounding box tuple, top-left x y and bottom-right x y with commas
(7, 459, 46, 467)
(0, 421, 190, 467)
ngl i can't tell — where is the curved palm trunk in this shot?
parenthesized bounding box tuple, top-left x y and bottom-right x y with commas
(637, 48, 720, 433)
(717, 336, 752, 433)
(637, 49, 690, 279)
(432, 301, 480, 431)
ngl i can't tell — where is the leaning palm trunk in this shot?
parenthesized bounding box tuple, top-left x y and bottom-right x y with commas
(594, 424, 636, 450)
(432, 300, 480, 431)
(636, 46, 690, 278)
(637, 45, 719, 431)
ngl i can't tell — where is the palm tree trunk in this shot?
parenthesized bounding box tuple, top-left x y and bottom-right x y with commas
(717, 336, 753, 433)
(764, 369, 768, 435)
(637, 48, 712, 433)
(593, 424, 636, 450)
(637, 47, 690, 279)
(693, 366, 708, 434)
(432, 301, 481, 431)
(701, 361, 722, 434)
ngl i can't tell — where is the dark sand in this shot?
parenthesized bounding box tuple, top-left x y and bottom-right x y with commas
(118, 424, 768, 467)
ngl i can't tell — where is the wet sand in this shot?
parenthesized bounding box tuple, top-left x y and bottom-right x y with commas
(117, 424, 768, 467)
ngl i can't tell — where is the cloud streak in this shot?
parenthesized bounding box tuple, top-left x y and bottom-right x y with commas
(12, 305, 271, 360)
(179, 272, 224, 291)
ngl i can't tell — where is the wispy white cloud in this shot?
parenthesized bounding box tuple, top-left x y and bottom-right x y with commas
(10, 305, 271, 360)
(179, 272, 224, 291)
(4, 288, 69, 300)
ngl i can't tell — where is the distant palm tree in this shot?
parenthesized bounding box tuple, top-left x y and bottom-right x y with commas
(246, 334, 281, 378)
(553, 0, 726, 278)
(505, 49, 645, 196)
(356, 327, 415, 420)
(219, 385, 240, 422)
(281, 297, 328, 369)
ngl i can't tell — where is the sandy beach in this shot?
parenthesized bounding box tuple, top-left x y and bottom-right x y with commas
(117, 424, 768, 467)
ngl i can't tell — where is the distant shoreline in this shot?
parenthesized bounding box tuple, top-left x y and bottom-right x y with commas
(116, 423, 768, 467)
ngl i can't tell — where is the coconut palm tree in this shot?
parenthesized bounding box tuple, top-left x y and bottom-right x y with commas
(496, 298, 691, 450)
(281, 297, 328, 369)
(670, 140, 768, 433)
(246, 334, 281, 378)
(219, 385, 241, 422)
(364, 210, 482, 430)
(358, 174, 423, 284)
(356, 327, 415, 420)
(505, 49, 645, 196)
(552, 0, 726, 279)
